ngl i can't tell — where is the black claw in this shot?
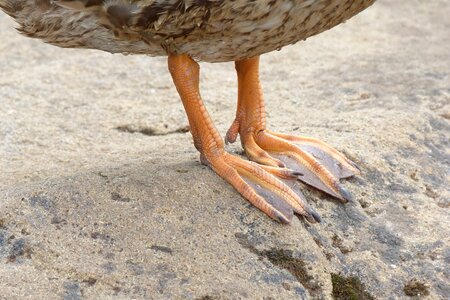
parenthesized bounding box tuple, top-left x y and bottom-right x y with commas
(199, 154, 210, 166)
(337, 185, 353, 202)
(293, 171, 304, 177)
(351, 161, 361, 172)
(305, 208, 322, 223)
(275, 211, 291, 224)
(310, 209, 322, 223)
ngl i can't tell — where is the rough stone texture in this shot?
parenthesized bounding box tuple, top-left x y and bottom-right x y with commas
(0, 1, 449, 299)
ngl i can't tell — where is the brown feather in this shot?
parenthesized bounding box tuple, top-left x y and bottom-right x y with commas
(0, 0, 376, 62)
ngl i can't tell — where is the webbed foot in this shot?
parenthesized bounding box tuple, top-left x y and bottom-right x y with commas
(226, 56, 359, 202)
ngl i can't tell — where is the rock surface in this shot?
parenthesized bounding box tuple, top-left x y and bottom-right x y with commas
(0, 1, 449, 299)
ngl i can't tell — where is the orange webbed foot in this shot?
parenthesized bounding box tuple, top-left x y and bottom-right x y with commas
(169, 53, 321, 224)
(242, 129, 359, 202)
(228, 56, 360, 203)
(205, 151, 321, 223)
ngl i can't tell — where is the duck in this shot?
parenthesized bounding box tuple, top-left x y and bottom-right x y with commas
(1, 0, 376, 223)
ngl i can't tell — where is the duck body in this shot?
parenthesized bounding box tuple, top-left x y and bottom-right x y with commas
(2, 0, 375, 62)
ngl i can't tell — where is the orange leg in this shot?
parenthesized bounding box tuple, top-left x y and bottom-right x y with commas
(168, 54, 321, 224)
(226, 56, 359, 202)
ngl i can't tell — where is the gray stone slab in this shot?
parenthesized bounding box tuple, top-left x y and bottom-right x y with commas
(0, 1, 449, 299)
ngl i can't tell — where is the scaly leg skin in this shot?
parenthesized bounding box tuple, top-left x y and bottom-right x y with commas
(225, 56, 360, 202)
(168, 54, 321, 224)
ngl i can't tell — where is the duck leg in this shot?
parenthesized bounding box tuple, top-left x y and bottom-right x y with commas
(168, 54, 321, 224)
(226, 56, 360, 202)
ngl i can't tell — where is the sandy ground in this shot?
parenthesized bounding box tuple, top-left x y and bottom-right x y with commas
(0, 1, 449, 299)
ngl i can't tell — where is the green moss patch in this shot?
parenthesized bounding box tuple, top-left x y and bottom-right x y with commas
(235, 234, 321, 296)
(331, 273, 374, 300)
(260, 248, 321, 297)
(403, 279, 429, 297)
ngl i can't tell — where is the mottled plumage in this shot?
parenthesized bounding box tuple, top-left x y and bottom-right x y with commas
(1, 0, 375, 62)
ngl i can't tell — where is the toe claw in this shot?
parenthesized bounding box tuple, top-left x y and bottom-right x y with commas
(352, 162, 361, 172)
(274, 211, 291, 224)
(200, 154, 210, 166)
(305, 208, 322, 223)
(337, 184, 353, 203)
